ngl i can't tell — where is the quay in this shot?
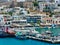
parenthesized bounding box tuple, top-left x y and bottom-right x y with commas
(0, 27, 60, 44)
(0, 31, 60, 43)
(26, 36, 60, 43)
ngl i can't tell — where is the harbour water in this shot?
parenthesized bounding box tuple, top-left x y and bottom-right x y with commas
(0, 38, 60, 45)
(35, 27, 60, 36)
(1, 27, 60, 45)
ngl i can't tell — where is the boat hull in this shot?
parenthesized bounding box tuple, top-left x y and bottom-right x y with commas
(0, 31, 15, 38)
(15, 35, 28, 40)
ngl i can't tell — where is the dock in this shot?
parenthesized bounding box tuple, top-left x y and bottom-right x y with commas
(26, 36, 60, 43)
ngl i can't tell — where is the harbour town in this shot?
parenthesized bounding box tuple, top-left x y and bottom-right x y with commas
(0, 0, 60, 45)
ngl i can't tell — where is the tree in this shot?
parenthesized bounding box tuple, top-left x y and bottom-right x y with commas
(43, 5, 54, 17)
(49, 11, 54, 17)
(27, 11, 30, 14)
(37, 20, 41, 27)
(1, 9, 3, 11)
(33, 0, 39, 10)
(33, 0, 38, 6)
(8, 11, 13, 16)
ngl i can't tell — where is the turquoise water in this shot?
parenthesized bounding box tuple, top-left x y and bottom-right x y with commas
(0, 27, 60, 45)
(35, 27, 60, 36)
(0, 38, 60, 45)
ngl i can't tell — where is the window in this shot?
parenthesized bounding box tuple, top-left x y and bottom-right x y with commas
(47, 20, 50, 23)
(53, 21, 54, 23)
(51, 20, 52, 22)
(59, 21, 60, 23)
(56, 21, 57, 23)
(58, 4, 60, 6)
(8, 22, 10, 24)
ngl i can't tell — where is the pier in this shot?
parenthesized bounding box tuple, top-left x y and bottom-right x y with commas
(26, 36, 60, 43)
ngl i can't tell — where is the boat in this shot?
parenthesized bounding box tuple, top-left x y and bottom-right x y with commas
(4, 27, 16, 37)
(15, 32, 28, 40)
(7, 30, 15, 35)
(15, 35, 28, 40)
(0, 31, 10, 38)
(45, 31, 52, 34)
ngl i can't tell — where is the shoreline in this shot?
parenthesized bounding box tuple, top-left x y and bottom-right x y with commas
(26, 36, 60, 44)
(0, 28, 60, 44)
(0, 35, 60, 44)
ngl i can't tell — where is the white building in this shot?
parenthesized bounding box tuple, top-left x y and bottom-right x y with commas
(0, 7, 3, 10)
(54, 0, 60, 3)
(38, 2, 46, 12)
(0, 15, 5, 26)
